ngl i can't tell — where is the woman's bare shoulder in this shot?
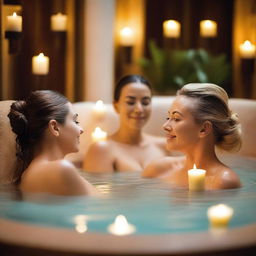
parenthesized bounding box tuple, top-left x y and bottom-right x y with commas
(218, 166, 241, 189)
(142, 156, 185, 178)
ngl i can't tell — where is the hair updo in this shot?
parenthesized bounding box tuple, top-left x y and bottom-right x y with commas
(8, 90, 69, 184)
(177, 83, 242, 152)
(114, 74, 152, 102)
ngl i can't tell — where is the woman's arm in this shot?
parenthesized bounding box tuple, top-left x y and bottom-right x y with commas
(82, 141, 115, 173)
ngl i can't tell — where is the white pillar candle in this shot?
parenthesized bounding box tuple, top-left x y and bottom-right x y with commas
(120, 27, 135, 46)
(188, 164, 206, 191)
(51, 13, 67, 31)
(93, 100, 106, 120)
(207, 204, 234, 228)
(163, 20, 180, 38)
(200, 20, 217, 37)
(6, 12, 22, 32)
(108, 215, 136, 235)
(239, 40, 256, 59)
(32, 53, 49, 75)
(91, 127, 107, 142)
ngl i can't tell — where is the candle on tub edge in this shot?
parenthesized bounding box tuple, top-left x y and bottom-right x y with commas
(188, 164, 206, 191)
(32, 53, 49, 75)
(200, 20, 217, 37)
(91, 127, 107, 142)
(51, 13, 67, 31)
(108, 215, 136, 235)
(6, 12, 22, 32)
(93, 100, 106, 120)
(207, 204, 234, 228)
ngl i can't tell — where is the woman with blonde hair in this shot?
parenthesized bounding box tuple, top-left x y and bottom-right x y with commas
(143, 83, 241, 190)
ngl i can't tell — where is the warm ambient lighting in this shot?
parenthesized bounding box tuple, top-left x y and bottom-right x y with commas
(188, 164, 206, 191)
(6, 12, 22, 32)
(119, 27, 135, 46)
(32, 53, 50, 75)
(93, 100, 106, 120)
(163, 20, 180, 38)
(200, 20, 217, 37)
(108, 215, 136, 235)
(239, 40, 256, 59)
(51, 13, 67, 31)
(91, 127, 107, 142)
(207, 204, 234, 228)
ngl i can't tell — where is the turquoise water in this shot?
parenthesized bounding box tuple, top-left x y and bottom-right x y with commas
(0, 155, 255, 234)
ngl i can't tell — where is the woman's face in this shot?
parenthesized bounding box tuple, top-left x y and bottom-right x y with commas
(163, 96, 202, 152)
(114, 82, 152, 130)
(58, 103, 83, 153)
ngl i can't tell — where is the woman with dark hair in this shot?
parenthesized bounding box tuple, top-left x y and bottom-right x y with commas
(8, 90, 97, 196)
(83, 74, 169, 173)
(142, 83, 241, 190)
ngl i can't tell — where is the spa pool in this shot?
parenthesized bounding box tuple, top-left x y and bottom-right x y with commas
(0, 155, 256, 255)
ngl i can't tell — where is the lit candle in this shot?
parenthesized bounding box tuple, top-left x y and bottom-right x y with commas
(188, 164, 206, 191)
(32, 53, 50, 75)
(239, 40, 256, 59)
(120, 27, 135, 46)
(207, 204, 234, 228)
(91, 127, 107, 142)
(93, 100, 106, 120)
(108, 215, 136, 235)
(6, 12, 22, 32)
(74, 215, 88, 234)
(163, 20, 180, 38)
(200, 20, 217, 37)
(51, 13, 67, 31)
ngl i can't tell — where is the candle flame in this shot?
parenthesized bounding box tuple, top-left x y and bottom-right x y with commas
(95, 100, 104, 108)
(115, 215, 128, 226)
(39, 53, 44, 57)
(193, 164, 197, 169)
(242, 40, 254, 49)
(13, 12, 17, 17)
(120, 27, 134, 37)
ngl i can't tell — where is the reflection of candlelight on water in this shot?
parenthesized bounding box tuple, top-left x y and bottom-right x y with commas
(239, 40, 256, 59)
(93, 100, 106, 120)
(188, 164, 206, 191)
(200, 20, 217, 37)
(91, 127, 107, 142)
(163, 20, 180, 38)
(74, 215, 88, 233)
(207, 204, 234, 228)
(108, 215, 136, 235)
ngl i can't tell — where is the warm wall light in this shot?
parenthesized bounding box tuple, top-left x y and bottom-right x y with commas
(239, 40, 256, 59)
(163, 20, 180, 38)
(51, 13, 67, 31)
(119, 27, 135, 46)
(200, 20, 217, 37)
(6, 12, 22, 32)
(32, 53, 50, 75)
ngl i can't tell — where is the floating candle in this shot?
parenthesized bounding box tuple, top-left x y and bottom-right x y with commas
(51, 13, 67, 31)
(207, 204, 234, 228)
(200, 20, 217, 37)
(163, 20, 180, 38)
(108, 215, 136, 235)
(93, 100, 106, 120)
(6, 12, 22, 32)
(32, 53, 49, 75)
(239, 40, 256, 59)
(188, 164, 206, 191)
(91, 127, 107, 142)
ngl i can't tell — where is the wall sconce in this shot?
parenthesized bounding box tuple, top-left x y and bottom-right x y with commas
(200, 20, 217, 37)
(119, 27, 135, 64)
(51, 13, 67, 32)
(163, 20, 180, 38)
(5, 12, 22, 54)
(32, 53, 50, 75)
(239, 40, 255, 98)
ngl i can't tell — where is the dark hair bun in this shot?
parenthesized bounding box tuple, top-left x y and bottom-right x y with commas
(8, 101, 28, 137)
